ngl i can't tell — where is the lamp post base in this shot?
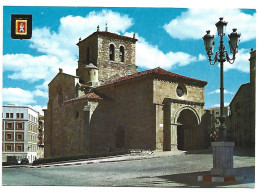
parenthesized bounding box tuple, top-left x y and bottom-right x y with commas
(211, 141, 235, 176)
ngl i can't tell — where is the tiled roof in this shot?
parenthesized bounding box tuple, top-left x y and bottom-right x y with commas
(98, 67, 207, 88)
(64, 92, 102, 103)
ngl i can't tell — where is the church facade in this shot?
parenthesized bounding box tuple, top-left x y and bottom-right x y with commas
(44, 28, 208, 158)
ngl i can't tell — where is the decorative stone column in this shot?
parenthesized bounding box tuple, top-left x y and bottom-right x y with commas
(163, 98, 178, 151)
(170, 124, 178, 151)
(211, 141, 236, 176)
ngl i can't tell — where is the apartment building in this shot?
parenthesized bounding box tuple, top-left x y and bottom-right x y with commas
(2, 105, 39, 163)
(37, 115, 44, 159)
(205, 106, 230, 130)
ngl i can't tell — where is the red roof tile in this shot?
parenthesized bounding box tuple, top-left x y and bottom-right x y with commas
(64, 92, 102, 103)
(98, 67, 207, 88)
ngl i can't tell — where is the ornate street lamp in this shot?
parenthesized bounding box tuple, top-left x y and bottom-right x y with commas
(203, 17, 241, 176)
(203, 17, 240, 141)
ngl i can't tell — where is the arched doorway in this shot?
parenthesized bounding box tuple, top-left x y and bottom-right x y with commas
(176, 108, 199, 150)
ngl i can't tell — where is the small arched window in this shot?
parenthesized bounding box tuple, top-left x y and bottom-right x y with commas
(58, 90, 63, 106)
(119, 46, 124, 62)
(86, 47, 90, 63)
(75, 111, 79, 119)
(109, 44, 115, 61)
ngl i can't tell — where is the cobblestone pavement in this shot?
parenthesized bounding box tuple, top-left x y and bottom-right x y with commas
(2, 148, 255, 188)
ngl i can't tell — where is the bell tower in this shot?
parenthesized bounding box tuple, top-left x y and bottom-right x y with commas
(76, 25, 138, 85)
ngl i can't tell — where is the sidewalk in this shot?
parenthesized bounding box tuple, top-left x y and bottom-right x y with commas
(3, 150, 186, 169)
(3, 147, 253, 169)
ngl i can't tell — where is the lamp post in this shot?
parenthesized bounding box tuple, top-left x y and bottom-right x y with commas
(203, 17, 241, 176)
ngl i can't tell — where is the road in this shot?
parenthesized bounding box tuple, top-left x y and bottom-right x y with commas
(2, 149, 255, 187)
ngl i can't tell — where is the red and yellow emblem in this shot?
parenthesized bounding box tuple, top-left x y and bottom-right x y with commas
(15, 20, 27, 35)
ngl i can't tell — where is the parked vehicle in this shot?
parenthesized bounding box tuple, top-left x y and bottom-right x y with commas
(21, 158, 29, 165)
(7, 156, 18, 165)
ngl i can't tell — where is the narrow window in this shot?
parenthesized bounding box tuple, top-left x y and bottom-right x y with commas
(120, 46, 125, 62)
(17, 145, 22, 152)
(10, 113, 13, 118)
(16, 113, 20, 119)
(6, 113, 9, 118)
(6, 145, 12, 151)
(109, 44, 115, 61)
(17, 123, 23, 130)
(17, 134, 23, 140)
(7, 123, 13, 129)
(87, 47, 90, 63)
(58, 91, 63, 106)
(6, 133, 12, 140)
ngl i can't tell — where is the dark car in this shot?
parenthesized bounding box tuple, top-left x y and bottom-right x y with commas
(21, 158, 29, 165)
(7, 156, 18, 165)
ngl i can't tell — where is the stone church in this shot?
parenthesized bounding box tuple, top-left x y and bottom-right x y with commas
(44, 27, 208, 158)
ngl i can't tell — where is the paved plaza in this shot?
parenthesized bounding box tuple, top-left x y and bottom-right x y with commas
(2, 148, 255, 188)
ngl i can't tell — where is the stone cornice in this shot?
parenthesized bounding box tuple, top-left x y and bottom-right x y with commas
(165, 98, 204, 106)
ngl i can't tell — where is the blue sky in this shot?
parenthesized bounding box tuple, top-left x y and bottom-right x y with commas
(2, 6, 256, 114)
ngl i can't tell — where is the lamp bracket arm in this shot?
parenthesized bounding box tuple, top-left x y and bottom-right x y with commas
(209, 52, 218, 65)
(225, 51, 236, 64)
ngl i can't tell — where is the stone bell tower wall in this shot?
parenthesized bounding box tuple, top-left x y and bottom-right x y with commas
(77, 32, 138, 84)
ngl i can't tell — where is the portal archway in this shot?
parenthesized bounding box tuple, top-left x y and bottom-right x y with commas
(176, 108, 199, 150)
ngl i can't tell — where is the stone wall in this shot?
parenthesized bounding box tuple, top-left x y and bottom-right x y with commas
(44, 72, 81, 158)
(76, 32, 138, 84)
(153, 79, 205, 104)
(97, 34, 138, 83)
(91, 77, 155, 153)
(153, 79, 206, 150)
(229, 83, 253, 147)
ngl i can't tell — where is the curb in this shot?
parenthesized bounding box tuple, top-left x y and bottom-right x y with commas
(4, 157, 145, 169)
(198, 176, 247, 182)
(3, 152, 184, 169)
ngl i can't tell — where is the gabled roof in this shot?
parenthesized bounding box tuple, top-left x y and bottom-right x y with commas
(64, 92, 103, 104)
(97, 67, 207, 88)
(77, 31, 138, 46)
(48, 72, 79, 86)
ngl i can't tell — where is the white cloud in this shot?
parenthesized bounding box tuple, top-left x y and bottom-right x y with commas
(125, 32, 204, 69)
(208, 89, 234, 95)
(29, 10, 133, 60)
(213, 103, 230, 108)
(35, 81, 49, 91)
(3, 88, 36, 105)
(164, 8, 256, 42)
(33, 89, 48, 98)
(223, 48, 251, 73)
(3, 54, 65, 83)
(3, 87, 47, 115)
(3, 10, 133, 86)
(28, 105, 47, 115)
(4, 9, 207, 89)
(198, 54, 207, 61)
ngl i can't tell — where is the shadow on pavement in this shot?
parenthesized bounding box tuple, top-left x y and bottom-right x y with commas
(135, 166, 254, 188)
